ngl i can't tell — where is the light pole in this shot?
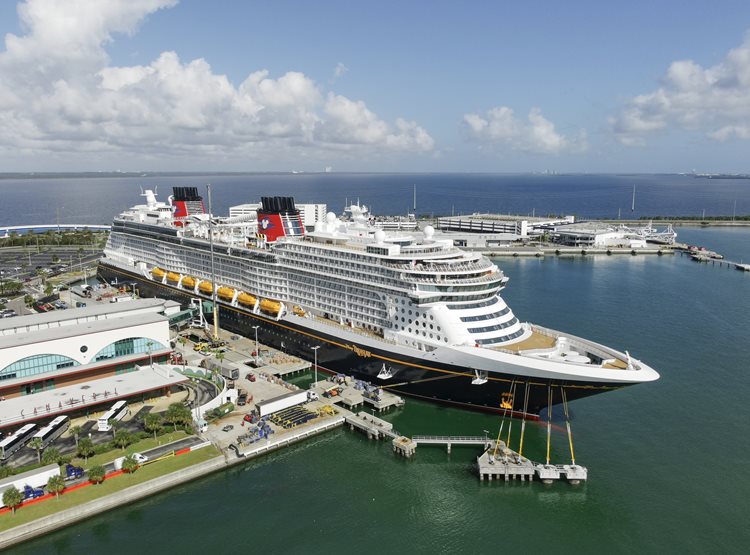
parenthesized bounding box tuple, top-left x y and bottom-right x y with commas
(146, 341, 154, 369)
(252, 325, 259, 366)
(311, 345, 320, 387)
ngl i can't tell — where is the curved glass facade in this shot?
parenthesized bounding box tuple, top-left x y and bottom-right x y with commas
(94, 337, 166, 361)
(0, 354, 79, 381)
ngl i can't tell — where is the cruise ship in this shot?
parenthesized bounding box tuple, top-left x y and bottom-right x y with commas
(98, 187, 659, 417)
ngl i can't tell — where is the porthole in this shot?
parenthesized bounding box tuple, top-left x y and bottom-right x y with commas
(80, 345, 88, 353)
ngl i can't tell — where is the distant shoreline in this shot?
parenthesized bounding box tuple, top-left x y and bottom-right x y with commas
(1, 171, 750, 180)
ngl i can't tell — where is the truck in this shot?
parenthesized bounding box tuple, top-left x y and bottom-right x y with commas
(109, 295, 133, 303)
(237, 389, 248, 406)
(204, 356, 241, 381)
(64, 464, 84, 480)
(255, 390, 308, 417)
(0, 464, 60, 506)
(23, 484, 45, 499)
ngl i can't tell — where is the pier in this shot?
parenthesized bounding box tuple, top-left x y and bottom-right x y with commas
(677, 247, 749, 271)
(341, 406, 586, 484)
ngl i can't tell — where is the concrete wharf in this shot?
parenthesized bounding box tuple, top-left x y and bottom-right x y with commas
(476, 440, 588, 484)
(479, 246, 672, 257)
(310, 378, 405, 412)
(264, 361, 311, 378)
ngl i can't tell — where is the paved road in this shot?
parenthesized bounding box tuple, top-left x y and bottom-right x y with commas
(6, 407, 158, 467)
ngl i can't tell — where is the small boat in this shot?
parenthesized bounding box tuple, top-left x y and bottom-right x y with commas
(217, 286, 235, 300)
(166, 272, 180, 282)
(151, 267, 165, 279)
(376, 363, 393, 380)
(259, 298, 281, 316)
(237, 292, 257, 306)
(182, 276, 196, 288)
(736, 263, 750, 272)
(198, 280, 213, 294)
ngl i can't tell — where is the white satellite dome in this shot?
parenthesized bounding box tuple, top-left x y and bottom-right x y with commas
(423, 225, 435, 240)
(374, 229, 386, 244)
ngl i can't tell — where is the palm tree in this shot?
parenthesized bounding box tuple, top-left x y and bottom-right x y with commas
(109, 419, 120, 440)
(113, 429, 132, 451)
(77, 437, 95, 463)
(2, 486, 23, 514)
(47, 474, 66, 499)
(69, 425, 82, 448)
(121, 454, 139, 474)
(165, 403, 185, 432)
(144, 413, 163, 441)
(88, 465, 106, 485)
(41, 446, 61, 465)
(28, 437, 44, 463)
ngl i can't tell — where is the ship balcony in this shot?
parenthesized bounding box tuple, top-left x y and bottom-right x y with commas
(382, 258, 490, 273)
(401, 271, 504, 286)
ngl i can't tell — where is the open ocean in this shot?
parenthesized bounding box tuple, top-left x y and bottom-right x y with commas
(0, 172, 749, 226)
(2, 174, 750, 554)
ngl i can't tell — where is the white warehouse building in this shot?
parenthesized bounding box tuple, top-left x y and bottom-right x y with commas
(229, 202, 327, 229)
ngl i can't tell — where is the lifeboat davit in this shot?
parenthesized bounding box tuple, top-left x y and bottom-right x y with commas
(237, 292, 257, 306)
(166, 272, 180, 283)
(260, 299, 281, 316)
(217, 287, 235, 300)
(198, 280, 213, 294)
(182, 276, 196, 289)
(151, 267, 166, 279)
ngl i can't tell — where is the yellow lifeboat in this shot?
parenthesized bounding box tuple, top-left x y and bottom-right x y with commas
(198, 280, 213, 294)
(260, 299, 281, 316)
(182, 276, 196, 289)
(237, 292, 257, 307)
(293, 305, 305, 316)
(166, 272, 180, 283)
(217, 287, 235, 300)
(151, 267, 166, 279)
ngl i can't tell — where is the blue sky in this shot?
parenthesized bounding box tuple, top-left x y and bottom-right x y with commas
(1, 0, 750, 172)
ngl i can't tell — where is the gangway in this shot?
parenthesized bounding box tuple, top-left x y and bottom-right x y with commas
(412, 435, 491, 453)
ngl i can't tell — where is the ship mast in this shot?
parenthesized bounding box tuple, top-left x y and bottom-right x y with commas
(207, 184, 220, 341)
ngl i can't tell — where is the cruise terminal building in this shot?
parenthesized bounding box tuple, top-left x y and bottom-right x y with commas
(0, 298, 188, 430)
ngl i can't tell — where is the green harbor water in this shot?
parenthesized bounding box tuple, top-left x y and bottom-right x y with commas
(10, 227, 750, 554)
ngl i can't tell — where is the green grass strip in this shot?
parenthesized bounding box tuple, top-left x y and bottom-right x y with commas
(0, 446, 220, 532)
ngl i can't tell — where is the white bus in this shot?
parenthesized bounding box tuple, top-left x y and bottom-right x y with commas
(30, 415, 70, 449)
(97, 400, 129, 432)
(0, 424, 37, 460)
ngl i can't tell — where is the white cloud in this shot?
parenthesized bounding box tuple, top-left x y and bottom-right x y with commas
(463, 106, 586, 154)
(611, 32, 750, 145)
(334, 62, 348, 78)
(0, 0, 433, 167)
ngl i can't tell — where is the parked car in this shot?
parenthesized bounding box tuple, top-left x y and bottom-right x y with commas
(221, 425, 234, 432)
(132, 453, 148, 464)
